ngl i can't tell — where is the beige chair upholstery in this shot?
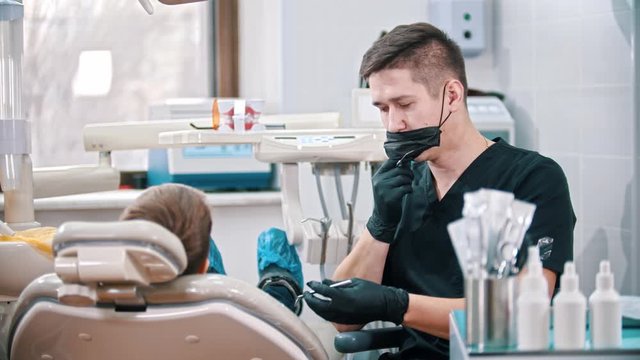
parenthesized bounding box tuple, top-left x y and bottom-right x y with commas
(1, 220, 329, 360)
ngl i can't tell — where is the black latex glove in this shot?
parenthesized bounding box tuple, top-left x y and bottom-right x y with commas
(303, 278, 409, 325)
(366, 159, 414, 243)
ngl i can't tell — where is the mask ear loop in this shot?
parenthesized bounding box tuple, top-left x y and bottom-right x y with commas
(438, 82, 453, 128)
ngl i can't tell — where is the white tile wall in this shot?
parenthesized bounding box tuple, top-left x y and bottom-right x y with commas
(504, 90, 537, 150)
(492, 0, 637, 294)
(277, 0, 429, 118)
(534, 88, 583, 154)
(581, 11, 633, 86)
(581, 86, 634, 157)
(497, 0, 533, 27)
(497, 25, 534, 90)
(582, 0, 633, 15)
(581, 157, 633, 229)
(533, 0, 584, 22)
(534, 20, 582, 89)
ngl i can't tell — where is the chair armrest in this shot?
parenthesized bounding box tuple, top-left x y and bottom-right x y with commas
(334, 326, 407, 353)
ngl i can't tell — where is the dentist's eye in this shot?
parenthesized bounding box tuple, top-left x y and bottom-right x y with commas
(399, 103, 412, 109)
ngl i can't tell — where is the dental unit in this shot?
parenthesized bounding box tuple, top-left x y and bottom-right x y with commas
(82, 116, 387, 274)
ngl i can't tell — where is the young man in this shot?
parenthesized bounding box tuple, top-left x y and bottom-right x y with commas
(120, 183, 304, 314)
(303, 22, 575, 359)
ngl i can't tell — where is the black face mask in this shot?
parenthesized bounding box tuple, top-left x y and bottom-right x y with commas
(384, 84, 452, 167)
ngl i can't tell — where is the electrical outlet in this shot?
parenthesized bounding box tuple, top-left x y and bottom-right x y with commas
(429, 0, 486, 57)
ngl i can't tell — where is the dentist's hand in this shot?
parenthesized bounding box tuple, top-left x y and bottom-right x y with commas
(366, 159, 414, 243)
(303, 278, 409, 325)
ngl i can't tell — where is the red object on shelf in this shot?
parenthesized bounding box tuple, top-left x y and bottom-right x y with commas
(222, 105, 259, 117)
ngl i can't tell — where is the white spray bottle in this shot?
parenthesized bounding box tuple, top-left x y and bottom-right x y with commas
(552, 262, 586, 349)
(517, 246, 550, 350)
(589, 260, 621, 348)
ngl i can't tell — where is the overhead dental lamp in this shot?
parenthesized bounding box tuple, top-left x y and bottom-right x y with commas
(137, 0, 208, 15)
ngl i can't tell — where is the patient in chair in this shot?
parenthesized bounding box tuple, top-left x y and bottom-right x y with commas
(119, 183, 304, 314)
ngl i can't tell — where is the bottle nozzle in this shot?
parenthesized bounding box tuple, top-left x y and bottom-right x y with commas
(527, 246, 542, 274)
(564, 262, 576, 275)
(528, 246, 539, 261)
(561, 261, 579, 292)
(596, 260, 615, 291)
(521, 246, 548, 297)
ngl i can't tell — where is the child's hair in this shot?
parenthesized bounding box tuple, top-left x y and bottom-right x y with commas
(120, 183, 212, 275)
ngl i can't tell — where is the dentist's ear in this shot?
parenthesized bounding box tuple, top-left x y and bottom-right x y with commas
(446, 80, 465, 112)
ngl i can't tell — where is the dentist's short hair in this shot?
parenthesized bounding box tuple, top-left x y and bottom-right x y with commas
(360, 22, 468, 100)
(120, 183, 212, 275)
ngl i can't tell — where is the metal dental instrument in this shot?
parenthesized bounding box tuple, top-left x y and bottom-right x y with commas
(138, 0, 154, 14)
(294, 279, 353, 306)
(395, 149, 418, 167)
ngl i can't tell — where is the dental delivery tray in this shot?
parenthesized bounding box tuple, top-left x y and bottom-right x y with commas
(158, 128, 388, 164)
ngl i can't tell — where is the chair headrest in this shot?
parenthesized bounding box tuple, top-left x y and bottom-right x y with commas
(52, 220, 188, 306)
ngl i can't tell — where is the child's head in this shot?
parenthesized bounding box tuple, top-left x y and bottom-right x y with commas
(120, 184, 212, 275)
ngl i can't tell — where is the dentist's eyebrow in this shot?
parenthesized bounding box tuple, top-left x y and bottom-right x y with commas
(372, 95, 415, 107)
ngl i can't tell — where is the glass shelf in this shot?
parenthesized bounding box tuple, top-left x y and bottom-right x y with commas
(450, 310, 640, 359)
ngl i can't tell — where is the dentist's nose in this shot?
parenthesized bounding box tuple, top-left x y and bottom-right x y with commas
(387, 107, 406, 132)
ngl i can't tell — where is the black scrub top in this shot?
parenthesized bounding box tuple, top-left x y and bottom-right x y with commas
(381, 138, 576, 359)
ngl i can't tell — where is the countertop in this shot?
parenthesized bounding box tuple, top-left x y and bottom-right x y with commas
(0, 190, 282, 210)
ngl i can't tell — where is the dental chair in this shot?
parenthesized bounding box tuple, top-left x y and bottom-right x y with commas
(1, 220, 329, 360)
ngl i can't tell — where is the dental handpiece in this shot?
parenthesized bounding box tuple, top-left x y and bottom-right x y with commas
(296, 279, 353, 302)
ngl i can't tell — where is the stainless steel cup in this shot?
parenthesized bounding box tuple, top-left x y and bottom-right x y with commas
(465, 276, 517, 349)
